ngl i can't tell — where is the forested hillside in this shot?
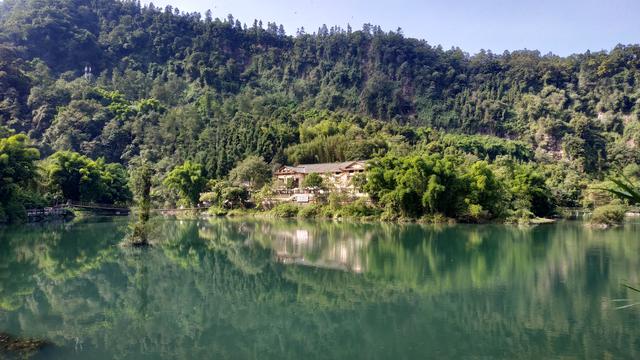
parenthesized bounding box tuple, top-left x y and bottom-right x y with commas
(1, 0, 639, 221)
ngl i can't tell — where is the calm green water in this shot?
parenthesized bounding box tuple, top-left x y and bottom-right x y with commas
(1, 218, 640, 359)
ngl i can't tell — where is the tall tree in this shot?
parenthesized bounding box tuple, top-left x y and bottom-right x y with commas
(163, 161, 207, 206)
(228, 155, 272, 190)
(0, 131, 40, 223)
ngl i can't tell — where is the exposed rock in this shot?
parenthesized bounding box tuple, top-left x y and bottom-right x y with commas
(0, 332, 50, 356)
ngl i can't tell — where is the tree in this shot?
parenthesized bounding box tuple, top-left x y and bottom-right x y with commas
(0, 132, 41, 223)
(126, 160, 155, 246)
(461, 161, 505, 221)
(364, 154, 463, 218)
(200, 180, 249, 209)
(42, 99, 110, 155)
(43, 151, 132, 204)
(129, 160, 154, 221)
(163, 161, 207, 206)
(1, 0, 639, 216)
(302, 173, 325, 189)
(228, 155, 272, 190)
(502, 163, 554, 218)
(221, 186, 249, 209)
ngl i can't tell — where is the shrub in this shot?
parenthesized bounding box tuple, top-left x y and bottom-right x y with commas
(227, 209, 250, 217)
(380, 208, 399, 221)
(252, 185, 276, 210)
(207, 206, 228, 216)
(319, 206, 335, 218)
(328, 192, 350, 210)
(419, 213, 452, 224)
(228, 155, 272, 190)
(505, 208, 535, 224)
(591, 203, 626, 226)
(302, 173, 325, 189)
(271, 203, 300, 218)
(462, 203, 490, 223)
(335, 198, 380, 218)
(298, 204, 323, 218)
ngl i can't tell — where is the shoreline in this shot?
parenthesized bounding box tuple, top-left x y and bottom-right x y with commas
(15, 205, 640, 228)
(193, 207, 558, 226)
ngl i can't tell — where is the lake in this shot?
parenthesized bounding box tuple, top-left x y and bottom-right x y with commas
(1, 217, 639, 359)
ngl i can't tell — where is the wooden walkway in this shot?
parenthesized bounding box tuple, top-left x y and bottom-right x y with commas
(26, 201, 212, 219)
(26, 201, 130, 218)
(26, 207, 70, 217)
(65, 200, 130, 212)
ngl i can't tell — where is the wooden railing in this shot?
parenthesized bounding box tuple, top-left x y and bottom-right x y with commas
(26, 201, 130, 218)
(26, 207, 69, 217)
(64, 200, 130, 211)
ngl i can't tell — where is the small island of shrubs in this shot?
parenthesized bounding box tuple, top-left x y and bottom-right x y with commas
(590, 203, 627, 228)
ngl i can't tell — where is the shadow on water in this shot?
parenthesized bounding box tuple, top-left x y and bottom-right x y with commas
(0, 218, 639, 359)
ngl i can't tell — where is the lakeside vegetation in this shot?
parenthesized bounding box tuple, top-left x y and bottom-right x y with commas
(3, 120, 638, 225)
(0, 128, 131, 223)
(1, 0, 640, 224)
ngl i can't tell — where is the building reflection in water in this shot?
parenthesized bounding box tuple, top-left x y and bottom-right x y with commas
(272, 227, 369, 273)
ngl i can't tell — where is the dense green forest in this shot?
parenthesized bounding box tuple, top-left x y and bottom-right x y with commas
(1, 0, 639, 222)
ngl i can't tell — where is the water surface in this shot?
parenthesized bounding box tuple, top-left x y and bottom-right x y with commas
(1, 218, 639, 359)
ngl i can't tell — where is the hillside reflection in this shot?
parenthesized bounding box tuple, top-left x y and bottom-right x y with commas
(0, 218, 639, 359)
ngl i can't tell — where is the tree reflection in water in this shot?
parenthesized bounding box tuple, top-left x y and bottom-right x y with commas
(0, 218, 639, 359)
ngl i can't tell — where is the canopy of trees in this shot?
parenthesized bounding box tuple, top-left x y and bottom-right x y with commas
(0, 129, 131, 224)
(0, 0, 639, 221)
(0, 130, 41, 222)
(163, 161, 207, 206)
(43, 151, 132, 204)
(228, 156, 272, 190)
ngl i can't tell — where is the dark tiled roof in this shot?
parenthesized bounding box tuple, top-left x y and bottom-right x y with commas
(276, 161, 365, 174)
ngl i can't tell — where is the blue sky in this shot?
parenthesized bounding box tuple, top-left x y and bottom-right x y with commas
(143, 0, 639, 56)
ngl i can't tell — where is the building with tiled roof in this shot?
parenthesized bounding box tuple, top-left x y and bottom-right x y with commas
(274, 160, 366, 195)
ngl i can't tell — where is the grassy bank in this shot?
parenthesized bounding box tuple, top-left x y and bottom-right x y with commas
(200, 202, 557, 225)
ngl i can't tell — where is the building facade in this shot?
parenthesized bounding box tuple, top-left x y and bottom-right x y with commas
(274, 160, 366, 193)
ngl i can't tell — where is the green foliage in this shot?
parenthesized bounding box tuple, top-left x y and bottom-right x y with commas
(200, 180, 249, 209)
(43, 151, 131, 204)
(228, 155, 272, 190)
(301, 173, 325, 189)
(250, 185, 276, 210)
(163, 161, 207, 206)
(598, 175, 640, 205)
(591, 203, 627, 226)
(298, 204, 324, 219)
(364, 153, 466, 218)
(221, 187, 250, 209)
(129, 160, 154, 221)
(365, 152, 554, 221)
(207, 206, 228, 216)
(285, 111, 389, 164)
(1, 130, 133, 222)
(438, 134, 532, 161)
(460, 161, 505, 221)
(0, 133, 41, 223)
(541, 164, 585, 207)
(334, 199, 380, 219)
(271, 203, 300, 218)
(1, 0, 636, 184)
(0, 0, 639, 218)
(502, 163, 555, 217)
